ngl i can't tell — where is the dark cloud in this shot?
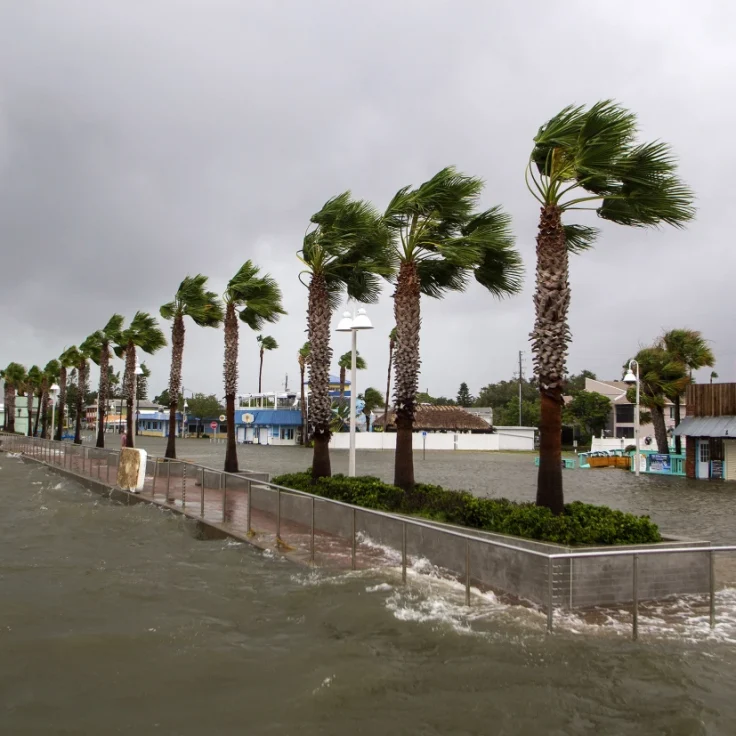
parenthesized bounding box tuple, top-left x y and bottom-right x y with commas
(1, 0, 732, 399)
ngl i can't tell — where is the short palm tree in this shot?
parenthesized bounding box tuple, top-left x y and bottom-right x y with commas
(74, 340, 95, 445)
(527, 101, 695, 512)
(297, 341, 310, 445)
(55, 347, 79, 440)
(114, 312, 166, 448)
(383, 166, 522, 490)
(256, 334, 279, 393)
(337, 349, 366, 405)
(661, 329, 714, 454)
(2, 363, 26, 433)
(298, 192, 392, 480)
(26, 365, 41, 436)
(222, 261, 285, 473)
(711, 371, 719, 385)
(360, 387, 384, 433)
(40, 360, 60, 439)
(383, 327, 397, 430)
(161, 276, 223, 459)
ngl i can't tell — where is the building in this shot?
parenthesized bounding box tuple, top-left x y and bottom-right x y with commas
(235, 391, 302, 445)
(584, 378, 684, 446)
(464, 407, 493, 426)
(374, 405, 493, 433)
(674, 383, 736, 481)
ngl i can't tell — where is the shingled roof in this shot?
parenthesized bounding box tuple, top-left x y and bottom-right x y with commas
(374, 405, 492, 432)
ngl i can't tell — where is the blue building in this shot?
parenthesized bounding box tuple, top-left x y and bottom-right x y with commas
(235, 408, 302, 445)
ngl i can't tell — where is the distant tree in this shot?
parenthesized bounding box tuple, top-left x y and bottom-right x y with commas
(26, 365, 42, 436)
(359, 387, 384, 432)
(710, 371, 719, 384)
(565, 369, 597, 395)
(383, 327, 397, 430)
(297, 341, 311, 445)
(1, 362, 26, 433)
(136, 363, 150, 401)
(153, 388, 180, 408)
(256, 334, 279, 393)
(475, 378, 537, 408)
(416, 391, 456, 406)
(495, 396, 541, 427)
(338, 350, 366, 405)
(456, 382, 474, 407)
(40, 360, 60, 439)
(564, 391, 611, 439)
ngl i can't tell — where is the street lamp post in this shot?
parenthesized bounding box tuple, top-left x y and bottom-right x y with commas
(134, 358, 143, 439)
(336, 307, 374, 477)
(49, 383, 60, 441)
(624, 360, 641, 477)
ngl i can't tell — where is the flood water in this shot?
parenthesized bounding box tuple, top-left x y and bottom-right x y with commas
(3, 453, 736, 734)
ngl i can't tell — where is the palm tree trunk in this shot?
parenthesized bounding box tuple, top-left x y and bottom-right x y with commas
(74, 361, 86, 445)
(40, 381, 49, 439)
(223, 303, 239, 473)
(34, 391, 42, 438)
(673, 395, 682, 455)
(365, 411, 371, 433)
(56, 367, 67, 441)
(258, 349, 264, 393)
(96, 343, 110, 448)
(531, 204, 568, 514)
(651, 404, 669, 454)
(7, 385, 16, 433)
(165, 315, 185, 459)
(383, 338, 394, 430)
(308, 274, 332, 480)
(339, 366, 346, 407)
(393, 261, 421, 491)
(124, 342, 136, 448)
(27, 389, 34, 436)
(299, 364, 307, 445)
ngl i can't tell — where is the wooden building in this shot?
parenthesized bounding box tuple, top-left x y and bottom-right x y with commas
(673, 383, 736, 480)
(373, 405, 492, 433)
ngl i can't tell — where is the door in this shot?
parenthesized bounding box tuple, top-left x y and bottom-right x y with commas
(259, 427, 269, 445)
(237, 426, 245, 443)
(726, 440, 736, 481)
(698, 439, 710, 479)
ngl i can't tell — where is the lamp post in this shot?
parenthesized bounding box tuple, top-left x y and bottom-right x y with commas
(49, 383, 60, 441)
(182, 399, 189, 439)
(624, 359, 641, 477)
(336, 307, 374, 477)
(134, 359, 143, 437)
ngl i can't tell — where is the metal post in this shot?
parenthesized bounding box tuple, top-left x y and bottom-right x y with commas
(83, 447, 87, 475)
(106, 453, 111, 483)
(634, 361, 640, 477)
(310, 496, 315, 565)
(181, 462, 186, 509)
(166, 461, 171, 501)
(246, 480, 252, 535)
(222, 474, 227, 523)
(152, 460, 158, 497)
(709, 549, 716, 629)
(465, 540, 471, 606)
(402, 522, 407, 583)
(277, 488, 281, 541)
(632, 554, 639, 641)
(351, 508, 357, 570)
(349, 328, 357, 477)
(200, 467, 205, 518)
(547, 560, 554, 633)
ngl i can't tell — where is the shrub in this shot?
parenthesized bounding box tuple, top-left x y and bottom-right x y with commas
(272, 471, 662, 546)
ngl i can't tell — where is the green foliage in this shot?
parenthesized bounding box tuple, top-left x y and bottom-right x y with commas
(360, 387, 384, 413)
(564, 391, 611, 438)
(153, 389, 182, 409)
(416, 391, 456, 406)
(565, 369, 597, 395)
(227, 261, 286, 330)
(272, 472, 662, 546)
(625, 347, 688, 409)
(161, 274, 224, 327)
(136, 363, 150, 401)
(494, 396, 541, 427)
(257, 334, 279, 352)
(475, 377, 537, 408)
(456, 382, 474, 407)
(185, 393, 223, 418)
(338, 350, 366, 371)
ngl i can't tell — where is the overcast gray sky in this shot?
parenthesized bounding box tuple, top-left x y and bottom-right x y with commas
(1, 0, 732, 401)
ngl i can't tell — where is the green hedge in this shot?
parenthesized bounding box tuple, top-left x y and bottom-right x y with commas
(271, 471, 662, 546)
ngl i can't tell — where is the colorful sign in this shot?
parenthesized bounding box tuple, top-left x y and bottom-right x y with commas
(649, 454, 671, 473)
(210, 421, 218, 430)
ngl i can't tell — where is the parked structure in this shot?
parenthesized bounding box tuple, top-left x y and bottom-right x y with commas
(674, 383, 736, 481)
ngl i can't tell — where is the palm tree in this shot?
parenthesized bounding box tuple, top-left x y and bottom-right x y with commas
(627, 347, 688, 454)
(222, 261, 285, 473)
(83, 315, 125, 448)
(256, 334, 279, 393)
(39, 360, 60, 439)
(337, 349, 366, 405)
(661, 329, 714, 454)
(135, 362, 151, 436)
(73, 339, 95, 445)
(55, 347, 79, 441)
(383, 166, 522, 490)
(26, 365, 41, 436)
(115, 312, 166, 448)
(527, 101, 695, 513)
(297, 341, 310, 445)
(383, 327, 397, 430)
(2, 363, 26, 433)
(161, 275, 223, 459)
(298, 192, 392, 480)
(359, 387, 384, 433)
(711, 371, 719, 385)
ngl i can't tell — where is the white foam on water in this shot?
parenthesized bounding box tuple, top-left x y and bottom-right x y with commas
(53, 482, 64, 490)
(366, 583, 393, 593)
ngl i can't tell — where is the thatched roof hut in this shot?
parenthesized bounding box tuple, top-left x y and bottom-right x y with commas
(374, 405, 492, 433)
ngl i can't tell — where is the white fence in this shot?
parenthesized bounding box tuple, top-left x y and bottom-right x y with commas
(329, 427, 535, 452)
(589, 436, 682, 453)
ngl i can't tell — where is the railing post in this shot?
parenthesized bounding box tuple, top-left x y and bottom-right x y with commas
(181, 462, 187, 510)
(221, 474, 227, 523)
(152, 460, 158, 497)
(351, 508, 357, 571)
(106, 452, 111, 484)
(709, 549, 716, 629)
(246, 479, 252, 535)
(402, 522, 407, 584)
(83, 447, 87, 475)
(632, 554, 639, 641)
(276, 487, 281, 541)
(310, 496, 315, 565)
(465, 539, 471, 606)
(547, 559, 554, 633)
(200, 467, 205, 518)
(166, 461, 171, 502)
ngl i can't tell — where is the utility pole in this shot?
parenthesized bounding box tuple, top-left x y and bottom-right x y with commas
(518, 351, 523, 426)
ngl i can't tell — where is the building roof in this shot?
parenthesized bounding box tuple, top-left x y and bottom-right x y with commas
(239, 409, 303, 427)
(373, 405, 491, 432)
(673, 416, 736, 437)
(585, 378, 675, 406)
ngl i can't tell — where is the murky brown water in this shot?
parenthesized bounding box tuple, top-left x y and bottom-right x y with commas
(3, 452, 736, 734)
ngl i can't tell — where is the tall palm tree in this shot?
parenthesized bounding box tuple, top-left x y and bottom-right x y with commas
(661, 329, 714, 454)
(115, 312, 166, 448)
(527, 101, 695, 513)
(135, 362, 151, 436)
(383, 166, 522, 490)
(360, 387, 384, 433)
(55, 347, 79, 441)
(337, 349, 366, 405)
(298, 192, 392, 480)
(222, 261, 285, 473)
(83, 315, 125, 448)
(26, 365, 41, 436)
(161, 275, 223, 459)
(256, 334, 279, 393)
(73, 339, 96, 445)
(297, 341, 311, 445)
(627, 347, 688, 454)
(2, 363, 26, 433)
(40, 360, 60, 439)
(383, 327, 397, 431)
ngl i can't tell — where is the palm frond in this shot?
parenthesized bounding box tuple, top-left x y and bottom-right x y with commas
(417, 259, 468, 297)
(564, 224, 599, 254)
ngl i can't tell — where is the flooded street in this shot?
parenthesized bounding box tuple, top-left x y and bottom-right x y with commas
(3, 452, 736, 734)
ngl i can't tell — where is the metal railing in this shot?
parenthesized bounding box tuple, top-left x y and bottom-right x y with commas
(2, 431, 735, 640)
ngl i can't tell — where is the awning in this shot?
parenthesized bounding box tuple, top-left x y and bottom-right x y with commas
(673, 416, 736, 437)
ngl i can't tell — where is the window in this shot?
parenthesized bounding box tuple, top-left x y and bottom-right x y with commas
(272, 426, 280, 438)
(281, 427, 294, 440)
(615, 405, 634, 423)
(669, 407, 675, 420)
(615, 426, 634, 439)
(700, 442, 710, 463)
